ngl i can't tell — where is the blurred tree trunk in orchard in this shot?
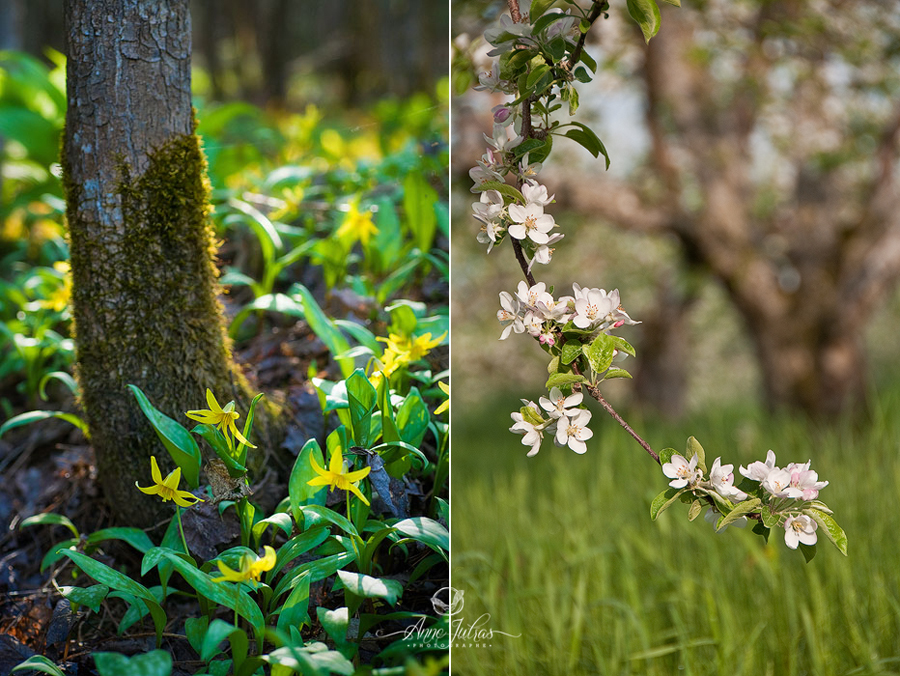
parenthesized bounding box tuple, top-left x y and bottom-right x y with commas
(63, 0, 280, 526)
(566, 1, 900, 417)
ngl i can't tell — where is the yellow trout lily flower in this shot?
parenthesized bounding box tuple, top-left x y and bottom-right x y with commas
(434, 381, 449, 415)
(336, 201, 379, 246)
(135, 456, 204, 507)
(307, 450, 371, 506)
(186, 388, 256, 448)
(214, 545, 276, 584)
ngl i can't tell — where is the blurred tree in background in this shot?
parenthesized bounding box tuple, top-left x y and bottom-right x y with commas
(0, 0, 448, 109)
(454, 0, 900, 419)
(559, 0, 900, 417)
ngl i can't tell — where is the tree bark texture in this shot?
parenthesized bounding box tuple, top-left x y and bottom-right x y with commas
(63, 0, 278, 525)
(563, 4, 900, 417)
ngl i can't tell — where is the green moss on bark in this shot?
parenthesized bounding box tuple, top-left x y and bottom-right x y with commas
(64, 126, 282, 526)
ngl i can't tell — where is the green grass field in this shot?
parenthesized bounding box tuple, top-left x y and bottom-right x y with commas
(451, 387, 900, 675)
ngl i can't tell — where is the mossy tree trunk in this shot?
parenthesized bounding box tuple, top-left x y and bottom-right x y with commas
(63, 0, 278, 525)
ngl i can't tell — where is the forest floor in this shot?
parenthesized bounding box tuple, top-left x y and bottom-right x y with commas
(0, 278, 449, 675)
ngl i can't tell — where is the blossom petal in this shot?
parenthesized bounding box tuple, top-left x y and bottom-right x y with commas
(346, 482, 371, 506)
(135, 482, 161, 496)
(343, 466, 371, 483)
(328, 450, 344, 474)
(306, 475, 333, 487)
(206, 388, 222, 413)
(228, 420, 257, 448)
(150, 456, 163, 484)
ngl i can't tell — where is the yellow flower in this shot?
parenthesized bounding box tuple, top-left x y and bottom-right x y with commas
(135, 456, 204, 507)
(336, 202, 379, 246)
(434, 381, 449, 416)
(186, 389, 256, 448)
(39, 261, 72, 312)
(378, 331, 446, 365)
(307, 450, 371, 506)
(214, 545, 276, 584)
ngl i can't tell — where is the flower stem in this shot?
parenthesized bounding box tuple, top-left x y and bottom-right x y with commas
(175, 506, 189, 555)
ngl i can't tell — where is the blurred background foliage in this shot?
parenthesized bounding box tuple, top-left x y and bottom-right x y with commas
(0, 0, 448, 414)
(452, 0, 900, 674)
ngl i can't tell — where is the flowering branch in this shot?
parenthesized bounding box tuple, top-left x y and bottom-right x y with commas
(466, 0, 848, 559)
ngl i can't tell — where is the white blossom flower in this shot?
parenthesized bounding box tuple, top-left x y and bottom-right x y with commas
(785, 465, 828, 501)
(469, 165, 503, 192)
(522, 179, 555, 207)
(740, 450, 777, 482)
(554, 409, 593, 454)
(484, 124, 523, 154)
(522, 310, 544, 337)
(497, 291, 525, 340)
(475, 60, 502, 92)
(507, 203, 555, 244)
(662, 453, 702, 489)
(762, 467, 793, 497)
(472, 189, 504, 223)
(492, 104, 515, 127)
(528, 233, 565, 272)
(539, 387, 583, 419)
(572, 287, 617, 328)
(708, 457, 748, 501)
(519, 157, 542, 180)
(783, 514, 818, 549)
(476, 221, 504, 253)
(510, 402, 546, 457)
(515, 280, 552, 310)
(484, 15, 534, 53)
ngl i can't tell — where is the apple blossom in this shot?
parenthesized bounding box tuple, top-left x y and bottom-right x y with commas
(784, 514, 818, 549)
(510, 402, 548, 457)
(740, 450, 777, 482)
(507, 202, 555, 244)
(528, 233, 565, 272)
(554, 409, 593, 454)
(762, 467, 793, 497)
(663, 453, 702, 489)
(497, 291, 525, 340)
(522, 180, 555, 207)
(708, 457, 748, 501)
(539, 387, 583, 419)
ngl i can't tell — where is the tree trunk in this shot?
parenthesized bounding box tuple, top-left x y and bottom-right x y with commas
(63, 0, 280, 526)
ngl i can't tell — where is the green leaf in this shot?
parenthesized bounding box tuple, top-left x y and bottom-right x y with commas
(293, 284, 354, 378)
(317, 607, 350, 652)
(396, 390, 430, 448)
(201, 620, 248, 666)
(337, 571, 404, 606)
(403, 173, 439, 252)
(659, 447, 678, 465)
(128, 384, 201, 488)
(347, 369, 377, 447)
(86, 527, 154, 554)
(251, 513, 293, 548)
(603, 368, 632, 380)
(290, 439, 328, 524)
(717, 497, 762, 530)
(526, 64, 552, 91)
(0, 106, 60, 166)
(62, 551, 166, 645)
(687, 500, 702, 521)
(584, 333, 615, 374)
(270, 527, 329, 578)
(393, 517, 448, 556)
(545, 372, 587, 390)
(519, 405, 544, 427)
(627, 0, 662, 43)
(650, 487, 685, 520)
(806, 508, 848, 556)
(226, 197, 283, 267)
(192, 424, 246, 478)
(530, 0, 557, 21)
(58, 584, 109, 613)
(0, 409, 89, 440)
(474, 180, 524, 205)
(560, 340, 583, 365)
(93, 650, 172, 676)
(562, 122, 610, 168)
(609, 335, 636, 357)
(276, 573, 311, 633)
(229, 293, 305, 337)
(160, 552, 265, 640)
(184, 615, 208, 654)
(235, 392, 264, 468)
(11, 655, 66, 676)
(660, 0, 680, 6)
(685, 436, 706, 474)
(547, 355, 560, 374)
(38, 371, 79, 401)
(300, 504, 359, 538)
(761, 506, 781, 529)
(20, 512, 79, 538)
(800, 542, 817, 563)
